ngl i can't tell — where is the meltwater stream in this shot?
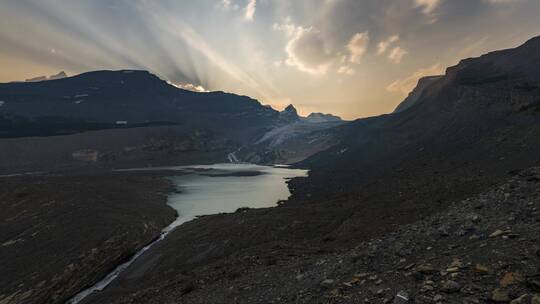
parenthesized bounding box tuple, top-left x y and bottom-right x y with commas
(67, 163, 307, 304)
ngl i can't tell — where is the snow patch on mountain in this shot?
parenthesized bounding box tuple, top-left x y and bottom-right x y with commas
(304, 112, 342, 123)
(25, 71, 67, 82)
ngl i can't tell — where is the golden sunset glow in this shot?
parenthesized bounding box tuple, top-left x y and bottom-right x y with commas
(1, 0, 539, 119)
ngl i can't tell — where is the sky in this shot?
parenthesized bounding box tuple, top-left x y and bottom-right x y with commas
(1, 0, 540, 119)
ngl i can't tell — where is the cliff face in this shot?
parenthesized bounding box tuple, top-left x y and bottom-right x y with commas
(393, 75, 443, 113)
(302, 35, 540, 170)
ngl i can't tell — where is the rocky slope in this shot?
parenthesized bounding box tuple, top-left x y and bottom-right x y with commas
(83, 168, 540, 304)
(0, 173, 176, 304)
(315, 167, 540, 304)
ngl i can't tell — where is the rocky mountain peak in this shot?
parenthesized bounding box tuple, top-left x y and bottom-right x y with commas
(305, 112, 342, 123)
(283, 104, 298, 114)
(49, 71, 67, 80)
(279, 104, 300, 124)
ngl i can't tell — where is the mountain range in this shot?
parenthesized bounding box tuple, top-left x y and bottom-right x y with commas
(0, 70, 342, 173)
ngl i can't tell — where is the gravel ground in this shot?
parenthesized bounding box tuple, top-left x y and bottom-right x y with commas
(96, 167, 540, 304)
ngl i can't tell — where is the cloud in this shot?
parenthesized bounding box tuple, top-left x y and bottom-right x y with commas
(414, 0, 441, 15)
(387, 46, 408, 64)
(377, 35, 407, 64)
(386, 63, 444, 96)
(483, 0, 519, 3)
(337, 65, 356, 75)
(219, 0, 231, 10)
(274, 19, 334, 74)
(347, 32, 370, 64)
(218, 0, 240, 11)
(377, 35, 400, 55)
(244, 0, 256, 21)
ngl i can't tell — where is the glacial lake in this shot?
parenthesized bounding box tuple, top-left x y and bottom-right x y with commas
(166, 163, 308, 229)
(68, 163, 307, 304)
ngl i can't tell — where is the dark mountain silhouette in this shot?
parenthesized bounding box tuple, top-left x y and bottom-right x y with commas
(0, 70, 279, 140)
